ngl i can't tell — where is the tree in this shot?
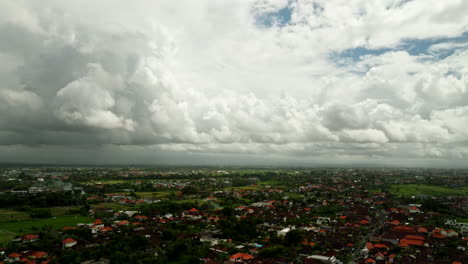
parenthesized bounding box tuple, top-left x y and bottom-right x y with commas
(258, 245, 288, 258)
(181, 185, 199, 195)
(29, 208, 52, 218)
(284, 229, 303, 246)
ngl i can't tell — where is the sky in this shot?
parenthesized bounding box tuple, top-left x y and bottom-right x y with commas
(1, 0, 468, 167)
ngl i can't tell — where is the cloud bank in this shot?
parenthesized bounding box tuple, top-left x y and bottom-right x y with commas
(1, 0, 468, 165)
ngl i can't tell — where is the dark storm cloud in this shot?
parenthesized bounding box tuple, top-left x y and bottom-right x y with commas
(1, 0, 468, 165)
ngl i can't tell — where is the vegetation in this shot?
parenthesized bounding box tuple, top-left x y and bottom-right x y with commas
(390, 184, 468, 196)
(0, 167, 466, 263)
(0, 216, 92, 234)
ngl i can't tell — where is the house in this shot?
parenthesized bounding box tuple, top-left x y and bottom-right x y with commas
(31, 251, 48, 259)
(431, 228, 458, 238)
(316, 217, 330, 225)
(374, 252, 384, 261)
(28, 186, 45, 194)
(116, 220, 129, 226)
(417, 227, 428, 233)
(188, 208, 199, 213)
(8, 252, 21, 262)
(251, 202, 270, 207)
(236, 205, 246, 211)
(446, 219, 468, 235)
(277, 227, 291, 236)
(134, 215, 148, 221)
(63, 237, 77, 248)
(399, 235, 425, 247)
(373, 243, 389, 250)
(99, 226, 113, 234)
(229, 252, 254, 262)
(22, 234, 39, 243)
(306, 255, 338, 263)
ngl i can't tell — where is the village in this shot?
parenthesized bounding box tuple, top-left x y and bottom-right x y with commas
(0, 167, 467, 264)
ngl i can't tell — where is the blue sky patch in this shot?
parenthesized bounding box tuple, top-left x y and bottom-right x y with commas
(400, 32, 468, 59)
(256, 6, 292, 27)
(332, 31, 468, 65)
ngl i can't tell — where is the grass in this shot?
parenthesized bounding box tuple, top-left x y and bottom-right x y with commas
(174, 198, 206, 205)
(85, 179, 192, 184)
(91, 202, 129, 211)
(0, 206, 83, 224)
(227, 186, 262, 191)
(85, 180, 129, 184)
(0, 216, 93, 245)
(0, 209, 30, 223)
(258, 180, 282, 185)
(131, 191, 172, 199)
(0, 230, 15, 246)
(50, 206, 82, 216)
(390, 184, 468, 196)
(284, 192, 304, 199)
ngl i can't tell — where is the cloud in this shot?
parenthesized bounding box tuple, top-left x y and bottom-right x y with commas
(0, 89, 42, 110)
(53, 64, 135, 131)
(0, 0, 468, 165)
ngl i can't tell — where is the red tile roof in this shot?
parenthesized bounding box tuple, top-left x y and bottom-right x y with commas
(23, 234, 39, 240)
(373, 243, 389, 249)
(134, 215, 148, 219)
(63, 238, 76, 244)
(31, 251, 48, 258)
(405, 235, 425, 241)
(229, 253, 254, 261)
(100, 226, 112, 232)
(393, 226, 416, 232)
(117, 220, 129, 226)
(399, 238, 424, 247)
(431, 232, 446, 239)
(8, 252, 21, 258)
(417, 227, 428, 233)
(375, 252, 384, 258)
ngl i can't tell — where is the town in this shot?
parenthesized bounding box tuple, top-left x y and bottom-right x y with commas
(0, 167, 467, 264)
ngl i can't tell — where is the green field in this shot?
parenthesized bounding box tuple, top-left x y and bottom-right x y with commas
(227, 186, 262, 191)
(0, 216, 93, 245)
(258, 180, 282, 185)
(0, 206, 82, 224)
(0, 209, 30, 223)
(86, 179, 129, 184)
(390, 184, 468, 196)
(91, 202, 128, 210)
(174, 198, 206, 204)
(0, 230, 15, 246)
(50, 206, 82, 216)
(132, 191, 172, 198)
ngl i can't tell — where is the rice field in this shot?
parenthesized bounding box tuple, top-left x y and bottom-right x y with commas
(390, 184, 468, 196)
